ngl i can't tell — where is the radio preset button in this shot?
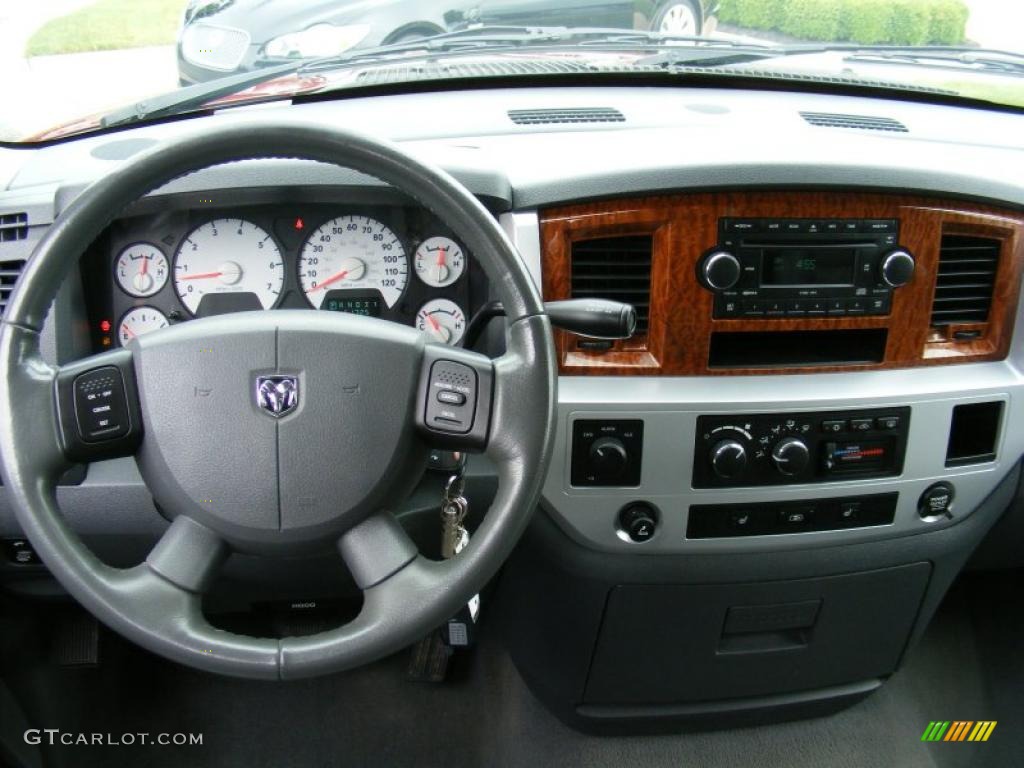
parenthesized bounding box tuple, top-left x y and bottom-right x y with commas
(765, 301, 786, 315)
(786, 301, 806, 315)
(742, 301, 765, 316)
(846, 299, 866, 313)
(807, 300, 827, 315)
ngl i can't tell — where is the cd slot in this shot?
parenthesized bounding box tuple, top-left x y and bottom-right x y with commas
(709, 329, 887, 369)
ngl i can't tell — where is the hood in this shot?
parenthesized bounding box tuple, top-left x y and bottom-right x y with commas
(185, 0, 442, 43)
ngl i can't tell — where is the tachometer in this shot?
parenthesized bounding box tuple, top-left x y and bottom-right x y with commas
(115, 242, 168, 297)
(298, 215, 407, 309)
(118, 306, 168, 345)
(174, 219, 283, 315)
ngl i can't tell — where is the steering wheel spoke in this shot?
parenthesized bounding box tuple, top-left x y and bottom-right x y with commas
(337, 511, 418, 589)
(53, 346, 143, 463)
(146, 514, 229, 594)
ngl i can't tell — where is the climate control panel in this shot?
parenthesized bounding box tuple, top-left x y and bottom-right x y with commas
(694, 407, 910, 488)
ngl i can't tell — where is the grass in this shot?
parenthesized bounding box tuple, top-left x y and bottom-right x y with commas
(26, 0, 184, 57)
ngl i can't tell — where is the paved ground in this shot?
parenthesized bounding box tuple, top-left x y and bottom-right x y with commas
(0, 0, 1021, 142)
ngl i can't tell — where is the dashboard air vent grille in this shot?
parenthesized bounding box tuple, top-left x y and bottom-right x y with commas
(930, 234, 1000, 326)
(0, 212, 28, 242)
(508, 107, 624, 126)
(571, 235, 652, 334)
(0, 259, 27, 318)
(799, 111, 908, 132)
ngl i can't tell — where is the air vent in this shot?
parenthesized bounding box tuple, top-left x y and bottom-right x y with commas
(0, 212, 28, 242)
(799, 112, 908, 132)
(930, 234, 1000, 326)
(508, 107, 624, 126)
(571, 235, 652, 334)
(0, 259, 27, 318)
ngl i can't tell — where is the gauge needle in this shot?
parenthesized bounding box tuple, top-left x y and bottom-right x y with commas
(308, 269, 349, 293)
(426, 314, 442, 332)
(436, 247, 447, 267)
(178, 271, 223, 280)
(140, 257, 149, 276)
(121, 324, 136, 339)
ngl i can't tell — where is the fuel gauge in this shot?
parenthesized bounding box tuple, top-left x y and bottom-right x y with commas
(115, 243, 168, 297)
(416, 298, 465, 345)
(118, 306, 169, 346)
(414, 236, 464, 288)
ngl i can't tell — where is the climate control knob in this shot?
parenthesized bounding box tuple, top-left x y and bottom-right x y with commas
(589, 437, 628, 479)
(699, 250, 742, 291)
(880, 249, 916, 288)
(710, 439, 747, 479)
(771, 437, 810, 476)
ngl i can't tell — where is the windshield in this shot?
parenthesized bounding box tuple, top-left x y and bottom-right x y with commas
(2, 0, 1022, 142)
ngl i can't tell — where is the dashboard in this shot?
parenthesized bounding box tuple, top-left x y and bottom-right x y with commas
(2, 84, 1024, 730)
(79, 193, 484, 352)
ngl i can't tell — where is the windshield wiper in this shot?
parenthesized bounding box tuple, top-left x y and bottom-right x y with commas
(297, 25, 778, 73)
(99, 26, 780, 129)
(101, 60, 305, 129)
(841, 47, 1024, 75)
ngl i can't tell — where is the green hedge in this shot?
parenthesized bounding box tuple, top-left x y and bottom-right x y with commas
(717, 0, 968, 45)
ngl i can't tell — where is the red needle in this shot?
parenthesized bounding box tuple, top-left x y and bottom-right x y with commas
(140, 257, 149, 276)
(307, 269, 349, 293)
(121, 324, 136, 339)
(426, 313, 441, 332)
(178, 271, 223, 281)
(436, 247, 447, 267)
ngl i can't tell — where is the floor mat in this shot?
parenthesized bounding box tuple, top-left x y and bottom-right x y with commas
(1, 570, 1020, 768)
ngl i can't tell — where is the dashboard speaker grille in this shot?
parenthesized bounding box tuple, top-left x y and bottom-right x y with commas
(799, 111, 908, 132)
(571, 235, 652, 334)
(930, 234, 999, 326)
(508, 107, 624, 125)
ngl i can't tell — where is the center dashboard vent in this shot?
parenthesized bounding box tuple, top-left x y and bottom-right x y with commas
(930, 234, 1000, 326)
(508, 107, 624, 125)
(799, 111, 908, 132)
(571, 235, 652, 334)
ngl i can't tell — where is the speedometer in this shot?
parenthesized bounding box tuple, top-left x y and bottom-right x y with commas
(298, 215, 408, 309)
(174, 219, 284, 315)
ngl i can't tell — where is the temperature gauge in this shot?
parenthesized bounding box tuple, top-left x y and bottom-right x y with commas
(118, 307, 168, 345)
(416, 298, 466, 345)
(414, 236, 465, 288)
(115, 243, 168, 297)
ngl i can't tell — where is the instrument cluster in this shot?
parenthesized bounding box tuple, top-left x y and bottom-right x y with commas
(85, 201, 479, 351)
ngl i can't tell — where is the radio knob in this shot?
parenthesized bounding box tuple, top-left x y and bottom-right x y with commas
(700, 251, 742, 291)
(589, 437, 629, 479)
(880, 249, 916, 288)
(710, 439, 747, 479)
(771, 437, 810, 476)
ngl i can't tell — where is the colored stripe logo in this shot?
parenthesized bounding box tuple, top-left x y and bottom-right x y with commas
(921, 721, 997, 742)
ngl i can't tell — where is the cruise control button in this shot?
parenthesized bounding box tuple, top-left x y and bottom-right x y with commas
(436, 390, 467, 406)
(73, 367, 130, 442)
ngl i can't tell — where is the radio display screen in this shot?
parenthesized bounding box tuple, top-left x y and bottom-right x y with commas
(761, 248, 856, 286)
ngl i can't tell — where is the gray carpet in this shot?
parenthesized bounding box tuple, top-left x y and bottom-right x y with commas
(1, 570, 1020, 768)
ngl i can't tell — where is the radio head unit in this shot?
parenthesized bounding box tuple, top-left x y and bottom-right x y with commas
(701, 218, 915, 319)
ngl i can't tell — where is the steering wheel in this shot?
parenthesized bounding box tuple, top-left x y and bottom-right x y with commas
(0, 123, 556, 679)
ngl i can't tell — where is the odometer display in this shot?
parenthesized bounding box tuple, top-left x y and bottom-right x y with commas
(298, 215, 408, 308)
(322, 294, 382, 317)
